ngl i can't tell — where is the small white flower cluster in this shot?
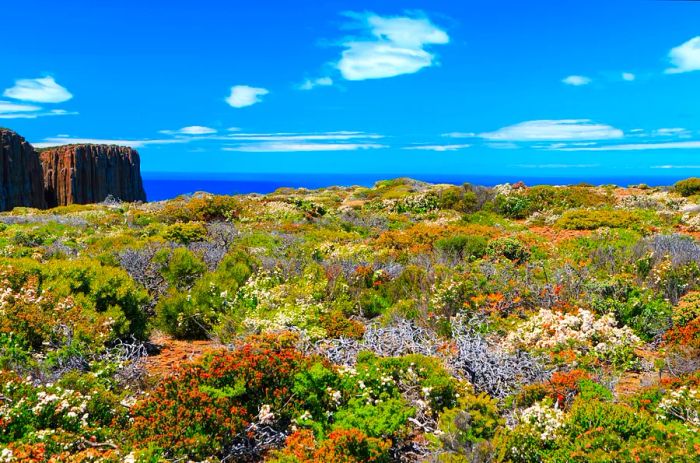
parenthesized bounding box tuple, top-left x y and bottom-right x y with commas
(656, 386, 700, 429)
(504, 308, 641, 357)
(493, 183, 515, 197)
(354, 369, 397, 407)
(519, 402, 565, 441)
(617, 191, 686, 212)
(326, 387, 342, 406)
(238, 268, 331, 337)
(423, 209, 463, 226)
(236, 269, 279, 310)
(32, 388, 90, 425)
(0, 282, 44, 315)
(430, 278, 468, 314)
(392, 192, 439, 214)
(0, 380, 102, 437)
(525, 210, 561, 226)
(0, 448, 13, 463)
(0, 281, 77, 322)
(257, 404, 275, 425)
(239, 199, 302, 222)
(338, 365, 357, 377)
(683, 212, 700, 232)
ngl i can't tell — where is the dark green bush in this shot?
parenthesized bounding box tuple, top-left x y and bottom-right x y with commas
(156, 247, 207, 289)
(673, 177, 700, 197)
(486, 237, 529, 262)
(156, 251, 254, 339)
(435, 235, 488, 262)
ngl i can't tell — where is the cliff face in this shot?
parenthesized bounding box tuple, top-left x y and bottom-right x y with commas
(0, 129, 47, 211)
(40, 144, 147, 207)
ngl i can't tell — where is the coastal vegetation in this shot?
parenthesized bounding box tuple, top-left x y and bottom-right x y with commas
(1, 177, 699, 462)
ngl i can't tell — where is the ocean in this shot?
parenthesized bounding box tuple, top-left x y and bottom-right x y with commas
(142, 172, 687, 202)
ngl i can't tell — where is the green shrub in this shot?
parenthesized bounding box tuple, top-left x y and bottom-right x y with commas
(435, 235, 488, 262)
(493, 186, 612, 220)
(162, 221, 208, 244)
(673, 291, 700, 327)
(594, 286, 673, 341)
(1, 258, 150, 340)
(156, 251, 254, 339)
(556, 209, 642, 230)
(436, 393, 503, 453)
(160, 195, 240, 222)
(486, 237, 529, 262)
(155, 247, 207, 289)
(673, 178, 700, 197)
(437, 186, 479, 213)
(494, 194, 534, 219)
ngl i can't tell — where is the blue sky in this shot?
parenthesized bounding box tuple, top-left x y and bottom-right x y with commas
(2, 0, 700, 180)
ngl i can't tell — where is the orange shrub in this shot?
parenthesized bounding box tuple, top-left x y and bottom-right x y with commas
(375, 223, 499, 253)
(130, 333, 313, 460)
(273, 429, 391, 463)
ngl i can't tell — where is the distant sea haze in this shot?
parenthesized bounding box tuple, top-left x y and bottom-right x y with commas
(141, 171, 689, 202)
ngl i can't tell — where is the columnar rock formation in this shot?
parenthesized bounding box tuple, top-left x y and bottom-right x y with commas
(40, 144, 147, 207)
(0, 129, 47, 210)
(0, 128, 146, 211)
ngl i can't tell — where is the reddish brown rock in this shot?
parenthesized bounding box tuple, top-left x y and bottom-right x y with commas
(40, 144, 147, 207)
(0, 129, 46, 211)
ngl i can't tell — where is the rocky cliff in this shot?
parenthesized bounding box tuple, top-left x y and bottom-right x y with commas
(0, 129, 147, 211)
(0, 129, 47, 211)
(40, 144, 147, 207)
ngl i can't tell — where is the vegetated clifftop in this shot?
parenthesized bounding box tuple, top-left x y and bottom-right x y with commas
(40, 144, 147, 207)
(0, 128, 47, 210)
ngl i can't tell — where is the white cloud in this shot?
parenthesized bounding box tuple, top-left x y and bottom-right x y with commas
(225, 85, 269, 108)
(487, 142, 519, 150)
(480, 119, 623, 141)
(551, 141, 700, 151)
(514, 163, 599, 169)
(222, 142, 385, 152)
(3, 77, 72, 103)
(562, 75, 592, 86)
(0, 102, 77, 119)
(227, 131, 382, 141)
(666, 36, 700, 74)
(652, 165, 700, 169)
(653, 127, 691, 138)
(336, 12, 449, 81)
(298, 77, 333, 90)
(442, 132, 476, 138)
(159, 125, 217, 135)
(32, 137, 188, 149)
(621, 72, 636, 81)
(404, 144, 471, 152)
(0, 101, 42, 114)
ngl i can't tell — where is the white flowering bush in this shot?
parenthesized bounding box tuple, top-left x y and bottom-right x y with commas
(505, 308, 641, 365)
(393, 192, 439, 214)
(235, 268, 329, 339)
(430, 277, 471, 316)
(240, 199, 304, 223)
(0, 370, 127, 457)
(656, 386, 700, 429)
(518, 401, 565, 441)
